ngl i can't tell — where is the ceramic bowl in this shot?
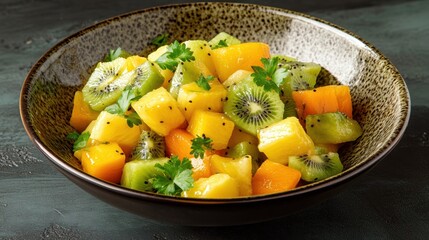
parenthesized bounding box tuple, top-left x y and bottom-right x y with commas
(20, 2, 410, 226)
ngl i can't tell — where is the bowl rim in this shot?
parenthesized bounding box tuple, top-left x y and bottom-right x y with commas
(19, 2, 411, 204)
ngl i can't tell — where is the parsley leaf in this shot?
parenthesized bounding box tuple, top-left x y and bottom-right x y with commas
(155, 40, 195, 71)
(125, 112, 142, 128)
(105, 86, 142, 127)
(251, 57, 288, 93)
(67, 131, 90, 152)
(190, 135, 213, 159)
(151, 33, 170, 47)
(195, 75, 215, 91)
(211, 39, 228, 49)
(151, 156, 194, 196)
(103, 47, 131, 62)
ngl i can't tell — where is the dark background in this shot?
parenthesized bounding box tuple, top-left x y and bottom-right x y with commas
(1, 0, 428, 239)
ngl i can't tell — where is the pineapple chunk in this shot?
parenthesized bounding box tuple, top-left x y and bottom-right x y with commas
(132, 87, 186, 136)
(177, 79, 227, 120)
(90, 111, 141, 157)
(187, 110, 234, 150)
(182, 173, 240, 198)
(81, 142, 126, 183)
(258, 117, 315, 164)
(210, 154, 253, 196)
(183, 40, 217, 76)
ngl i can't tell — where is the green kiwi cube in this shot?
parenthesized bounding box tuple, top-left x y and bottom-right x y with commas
(226, 141, 260, 174)
(223, 77, 284, 136)
(121, 158, 169, 192)
(168, 61, 202, 99)
(306, 112, 363, 144)
(208, 32, 241, 49)
(131, 130, 166, 161)
(82, 57, 135, 111)
(288, 152, 343, 182)
(131, 61, 164, 96)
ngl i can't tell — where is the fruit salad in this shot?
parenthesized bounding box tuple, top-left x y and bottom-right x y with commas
(67, 32, 363, 198)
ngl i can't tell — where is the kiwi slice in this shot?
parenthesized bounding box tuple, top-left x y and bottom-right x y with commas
(226, 141, 260, 175)
(130, 61, 164, 96)
(131, 130, 166, 160)
(121, 158, 169, 192)
(278, 61, 321, 118)
(223, 77, 284, 136)
(306, 112, 363, 144)
(168, 61, 201, 99)
(288, 152, 343, 182)
(82, 57, 135, 111)
(209, 32, 241, 49)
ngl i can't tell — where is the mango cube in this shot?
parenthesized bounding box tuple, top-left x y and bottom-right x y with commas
(177, 79, 227, 121)
(182, 173, 240, 198)
(81, 143, 126, 183)
(258, 117, 315, 164)
(90, 111, 141, 157)
(210, 154, 253, 196)
(132, 87, 186, 136)
(187, 110, 234, 150)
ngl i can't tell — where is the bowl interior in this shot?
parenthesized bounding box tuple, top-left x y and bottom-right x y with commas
(20, 2, 409, 198)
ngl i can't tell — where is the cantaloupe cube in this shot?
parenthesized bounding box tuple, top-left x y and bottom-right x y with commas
(258, 117, 314, 164)
(187, 110, 234, 150)
(90, 111, 141, 157)
(132, 87, 186, 136)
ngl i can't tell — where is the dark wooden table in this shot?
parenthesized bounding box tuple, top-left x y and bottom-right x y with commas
(1, 0, 428, 239)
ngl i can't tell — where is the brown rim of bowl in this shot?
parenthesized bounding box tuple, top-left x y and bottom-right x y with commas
(19, 2, 410, 204)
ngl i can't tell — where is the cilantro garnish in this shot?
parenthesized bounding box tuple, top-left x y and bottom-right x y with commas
(155, 40, 195, 71)
(195, 75, 215, 91)
(151, 156, 194, 196)
(67, 131, 90, 152)
(211, 39, 228, 49)
(190, 135, 213, 159)
(251, 57, 288, 93)
(151, 33, 170, 47)
(103, 47, 131, 62)
(105, 86, 142, 127)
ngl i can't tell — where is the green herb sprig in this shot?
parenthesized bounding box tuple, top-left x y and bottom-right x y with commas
(67, 131, 90, 152)
(105, 86, 142, 127)
(190, 135, 213, 159)
(195, 75, 215, 91)
(151, 156, 194, 196)
(155, 40, 195, 71)
(103, 47, 131, 62)
(251, 57, 288, 93)
(151, 33, 170, 47)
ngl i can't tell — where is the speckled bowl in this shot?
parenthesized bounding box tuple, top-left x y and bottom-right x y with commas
(20, 2, 410, 226)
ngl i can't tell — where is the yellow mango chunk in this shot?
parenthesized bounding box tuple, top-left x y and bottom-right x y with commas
(69, 91, 100, 133)
(90, 111, 141, 157)
(81, 142, 126, 184)
(210, 154, 253, 196)
(187, 110, 235, 150)
(132, 87, 185, 136)
(211, 42, 270, 82)
(177, 79, 227, 121)
(258, 117, 315, 164)
(182, 173, 240, 198)
(118, 55, 147, 74)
